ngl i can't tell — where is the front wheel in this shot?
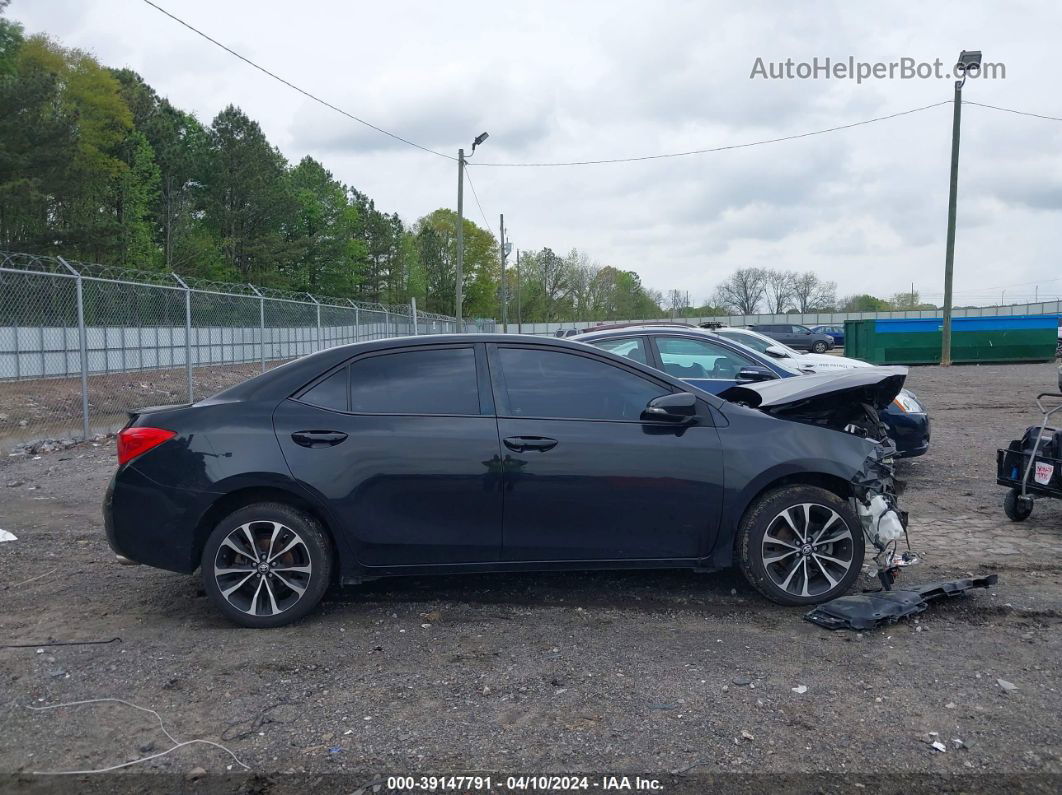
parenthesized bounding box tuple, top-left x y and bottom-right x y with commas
(1003, 488, 1033, 522)
(812, 341, 829, 353)
(737, 486, 864, 606)
(201, 502, 333, 628)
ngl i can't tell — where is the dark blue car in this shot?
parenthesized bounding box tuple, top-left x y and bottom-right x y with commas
(573, 326, 928, 457)
(104, 333, 912, 626)
(810, 325, 845, 347)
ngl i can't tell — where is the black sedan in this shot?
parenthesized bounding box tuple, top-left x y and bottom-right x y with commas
(104, 335, 906, 627)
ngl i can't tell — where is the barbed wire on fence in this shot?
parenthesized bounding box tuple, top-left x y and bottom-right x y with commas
(0, 250, 490, 451)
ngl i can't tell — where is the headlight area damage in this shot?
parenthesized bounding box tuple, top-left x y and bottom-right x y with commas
(721, 368, 998, 630)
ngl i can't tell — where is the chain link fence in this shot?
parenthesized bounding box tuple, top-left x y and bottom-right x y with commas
(0, 251, 486, 451)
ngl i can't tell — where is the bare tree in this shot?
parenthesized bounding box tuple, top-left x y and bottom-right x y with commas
(792, 272, 837, 312)
(764, 269, 796, 314)
(890, 289, 926, 309)
(665, 289, 687, 318)
(712, 268, 767, 315)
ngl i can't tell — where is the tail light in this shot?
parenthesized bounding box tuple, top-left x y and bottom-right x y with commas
(117, 427, 176, 466)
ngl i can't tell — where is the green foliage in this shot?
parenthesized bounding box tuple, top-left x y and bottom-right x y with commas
(0, 12, 670, 320)
(840, 293, 893, 312)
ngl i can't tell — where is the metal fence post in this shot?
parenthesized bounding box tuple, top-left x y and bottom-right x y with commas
(249, 284, 265, 373)
(349, 300, 360, 342)
(307, 294, 321, 351)
(59, 257, 90, 439)
(172, 274, 193, 403)
(410, 298, 418, 335)
(384, 308, 391, 338)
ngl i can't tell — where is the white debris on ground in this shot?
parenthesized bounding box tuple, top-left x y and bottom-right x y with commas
(0, 529, 17, 542)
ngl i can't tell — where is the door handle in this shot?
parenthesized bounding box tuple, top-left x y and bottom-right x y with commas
(503, 436, 557, 453)
(292, 430, 348, 448)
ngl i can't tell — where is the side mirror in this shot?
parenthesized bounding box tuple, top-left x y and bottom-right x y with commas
(737, 366, 775, 383)
(641, 392, 697, 422)
(764, 345, 788, 358)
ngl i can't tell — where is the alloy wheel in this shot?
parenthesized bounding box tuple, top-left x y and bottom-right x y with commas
(760, 503, 855, 598)
(213, 521, 312, 617)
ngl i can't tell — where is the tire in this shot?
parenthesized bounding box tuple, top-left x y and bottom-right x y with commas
(737, 485, 864, 606)
(201, 502, 333, 628)
(1003, 488, 1033, 522)
(812, 341, 829, 354)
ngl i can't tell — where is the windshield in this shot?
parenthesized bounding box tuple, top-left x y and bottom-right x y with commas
(716, 329, 802, 359)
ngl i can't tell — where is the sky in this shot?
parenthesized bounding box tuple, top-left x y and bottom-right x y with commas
(10, 0, 1062, 307)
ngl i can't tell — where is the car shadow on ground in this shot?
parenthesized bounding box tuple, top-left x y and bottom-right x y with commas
(325, 567, 759, 612)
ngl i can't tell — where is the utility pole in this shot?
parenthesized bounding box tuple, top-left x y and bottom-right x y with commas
(455, 132, 489, 333)
(941, 50, 982, 366)
(456, 147, 465, 330)
(499, 213, 508, 333)
(941, 87, 961, 364)
(516, 248, 522, 333)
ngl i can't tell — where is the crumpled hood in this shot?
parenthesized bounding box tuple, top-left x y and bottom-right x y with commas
(719, 366, 908, 410)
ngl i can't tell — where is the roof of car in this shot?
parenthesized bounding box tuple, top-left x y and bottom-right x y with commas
(204, 333, 726, 406)
(573, 325, 718, 340)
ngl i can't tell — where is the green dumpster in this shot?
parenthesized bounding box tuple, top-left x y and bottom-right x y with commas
(843, 315, 1059, 365)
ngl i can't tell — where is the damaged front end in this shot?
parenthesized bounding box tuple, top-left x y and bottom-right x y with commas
(851, 443, 919, 590)
(720, 368, 920, 588)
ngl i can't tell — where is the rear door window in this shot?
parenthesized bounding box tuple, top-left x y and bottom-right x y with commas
(300, 367, 349, 411)
(345, 347, 480, 415)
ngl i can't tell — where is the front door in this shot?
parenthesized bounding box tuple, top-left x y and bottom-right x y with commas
(489, 344, 724, 562)
(274, 344, 503, 567)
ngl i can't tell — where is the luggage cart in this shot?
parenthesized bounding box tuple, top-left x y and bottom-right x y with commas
(997, 393, 1062, 521)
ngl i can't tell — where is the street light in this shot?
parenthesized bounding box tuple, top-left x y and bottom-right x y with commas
(456, 131, 489, 330)
(941, 49, 981, 366)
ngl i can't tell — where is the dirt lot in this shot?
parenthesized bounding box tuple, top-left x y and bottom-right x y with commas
(1, 362, 1061, 793)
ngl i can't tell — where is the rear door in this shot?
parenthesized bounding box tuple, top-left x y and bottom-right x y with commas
(490, 344, 724, 562)
(274, 344, 503, 566)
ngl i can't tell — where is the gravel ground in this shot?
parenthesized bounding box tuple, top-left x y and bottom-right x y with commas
(1, 362, 1060, 793)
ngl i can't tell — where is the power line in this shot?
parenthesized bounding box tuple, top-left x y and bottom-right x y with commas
(463, 169, 492, 231)
(965, 101, 1062, 123)
(136, 5, 1062, 173)
(471, 101, 953, 167)
(140, 0, 454, 160)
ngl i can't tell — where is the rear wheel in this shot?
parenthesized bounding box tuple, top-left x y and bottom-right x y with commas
(812, 340, 829, 353)
(201, 503, 332, 628)
(1003, 488, 1033, 522)
(737, 485, 864, 606)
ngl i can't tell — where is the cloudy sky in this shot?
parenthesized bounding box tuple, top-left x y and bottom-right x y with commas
(12, 0, 1062, 305)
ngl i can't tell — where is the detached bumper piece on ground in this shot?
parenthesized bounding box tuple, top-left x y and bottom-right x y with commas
(804, 575, 999, 631)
